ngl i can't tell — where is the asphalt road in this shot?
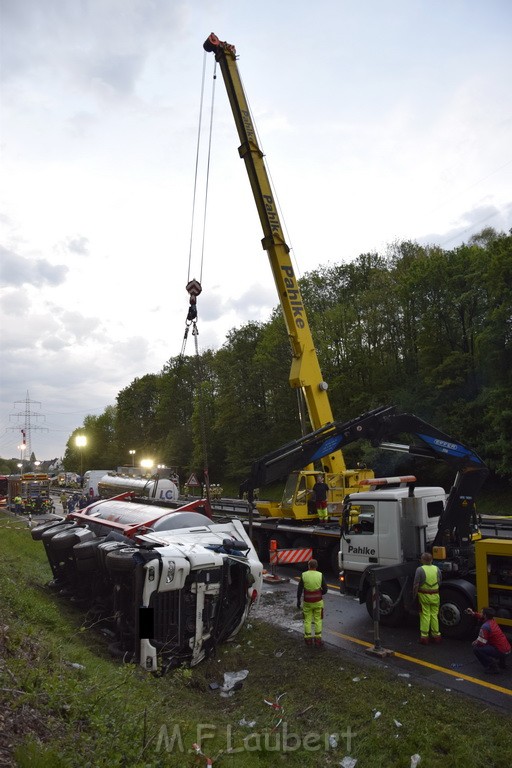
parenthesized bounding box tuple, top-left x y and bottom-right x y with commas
(259, 567, 512, 714)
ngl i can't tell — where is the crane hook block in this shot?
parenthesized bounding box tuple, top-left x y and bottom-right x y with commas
(186, 279, 202, 298)
(186, 279, 201, 324)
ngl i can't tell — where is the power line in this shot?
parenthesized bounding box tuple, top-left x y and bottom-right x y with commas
(8, 391, 49, 462)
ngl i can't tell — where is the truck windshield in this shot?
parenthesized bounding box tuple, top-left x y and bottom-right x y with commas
(282, 473, 301, 508)
(348, 504, 375, 535)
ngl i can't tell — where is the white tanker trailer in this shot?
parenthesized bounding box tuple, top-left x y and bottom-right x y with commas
(97, 474, 179, 503)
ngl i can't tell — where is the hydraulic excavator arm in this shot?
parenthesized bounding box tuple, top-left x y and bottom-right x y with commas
(240, 405, 489, 545)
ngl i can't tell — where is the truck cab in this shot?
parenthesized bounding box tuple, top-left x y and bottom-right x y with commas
(340, 483, 445, 593)
(32, 500, 262, 672)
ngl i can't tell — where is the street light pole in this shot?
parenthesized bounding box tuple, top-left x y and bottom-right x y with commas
(17, 444, 25, 473)
(129, 449, 136, 467)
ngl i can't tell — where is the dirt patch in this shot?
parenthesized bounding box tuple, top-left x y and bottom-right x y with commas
(253, 586, 304, 635)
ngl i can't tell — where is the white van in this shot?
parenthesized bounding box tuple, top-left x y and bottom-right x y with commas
(82, 470, 113, 497)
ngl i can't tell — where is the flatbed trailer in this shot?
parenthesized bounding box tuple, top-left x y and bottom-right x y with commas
(206, 497, 340, 569)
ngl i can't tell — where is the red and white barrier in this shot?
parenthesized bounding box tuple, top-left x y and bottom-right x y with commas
(270, 547, 313, 565)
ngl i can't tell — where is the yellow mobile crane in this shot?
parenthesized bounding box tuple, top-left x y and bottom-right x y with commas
(204, 34, 373, 521)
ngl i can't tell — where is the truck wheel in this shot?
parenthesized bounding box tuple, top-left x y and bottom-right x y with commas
(106, 547, 139, 573)
(50, 528, 94, 552)
(31, 520, 67, 541)
(73, 537, 106, 573)
(439, 589, 474, 638)
(96, 541, 128, 572)
(250, 532, 266, 561)
(365, 581, 405, 627)
(73, 537, 106, 560)
(40, 523, 77, 544)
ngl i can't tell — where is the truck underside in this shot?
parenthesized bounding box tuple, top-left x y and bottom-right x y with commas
(31, 499, 262, 671)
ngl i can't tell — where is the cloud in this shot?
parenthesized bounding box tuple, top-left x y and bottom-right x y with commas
(417, 202, 512, 249)
(0, 245, 68, 288)
(198, 284, 276, 324)
(66, 236, 89, 255)
(0, 0, 189, 97)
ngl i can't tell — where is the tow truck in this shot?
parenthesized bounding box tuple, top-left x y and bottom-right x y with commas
(239, 404, 512, 638)
(203, 33, 374, 523)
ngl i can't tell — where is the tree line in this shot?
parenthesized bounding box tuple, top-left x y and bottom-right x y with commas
(63, 228, 512, 494)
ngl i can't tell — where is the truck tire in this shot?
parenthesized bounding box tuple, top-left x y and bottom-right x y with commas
(365, 580, 405, 627)
(106, 547, 140, 573)
(96, 541, 128, 573)
(31, 520, 67, 541)
(438, 588, 474, 638)
(250, 531, 266, 561)
(73, 537, 106, 573)
(50, 527, 94, 552)
(40, 523, 76, 544)
(73, 537, 106, 560)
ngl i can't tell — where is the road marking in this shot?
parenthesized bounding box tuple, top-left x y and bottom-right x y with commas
(327, 628, 512, 697)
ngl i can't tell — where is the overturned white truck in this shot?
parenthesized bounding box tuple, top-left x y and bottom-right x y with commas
(31, 494, 262, 672)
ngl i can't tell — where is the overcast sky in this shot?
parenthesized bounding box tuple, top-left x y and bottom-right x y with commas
(1, 0, 511, 463)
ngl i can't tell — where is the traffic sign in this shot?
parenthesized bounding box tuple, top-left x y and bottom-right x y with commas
(187, 473, 200, 487)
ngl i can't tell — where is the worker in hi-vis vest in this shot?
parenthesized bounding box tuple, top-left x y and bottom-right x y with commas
(297, 559, 328, 647)
(413, 551, 442, 645)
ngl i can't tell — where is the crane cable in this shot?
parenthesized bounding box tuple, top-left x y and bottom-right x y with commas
(181, 53, 217, 357)
(180, 52, 218, 504)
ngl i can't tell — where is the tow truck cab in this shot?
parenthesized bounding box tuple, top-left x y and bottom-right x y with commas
(340, 484, 445, 594)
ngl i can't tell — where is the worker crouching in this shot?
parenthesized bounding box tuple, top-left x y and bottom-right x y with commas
(297, 559, 328, 647)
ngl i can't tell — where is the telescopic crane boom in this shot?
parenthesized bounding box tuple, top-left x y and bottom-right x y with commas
(204, 34, 373, 518)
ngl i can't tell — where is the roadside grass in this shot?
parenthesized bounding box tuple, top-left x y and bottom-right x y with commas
(0, 512, 511, 768)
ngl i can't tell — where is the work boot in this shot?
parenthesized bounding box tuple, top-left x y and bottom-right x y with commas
(485, 660, 500, 674)
(304, 638, 313, 646)
(314, 638, 324, 648)
(430, 635, 442, 644)
(419, 637, 429, 645)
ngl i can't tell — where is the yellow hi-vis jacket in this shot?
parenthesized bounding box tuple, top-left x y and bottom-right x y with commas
(302, 570, 324, 604)
(418, 564, 440, 594)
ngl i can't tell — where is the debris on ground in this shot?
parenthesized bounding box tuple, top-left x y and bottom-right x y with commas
(238, 716, 257, 727)
(220, 669, 249, 697)
(263, 692, 286, 730)
(64, 661, 85, 670)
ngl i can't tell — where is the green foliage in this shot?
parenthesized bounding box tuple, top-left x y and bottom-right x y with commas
(58, 229, 512, 488)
